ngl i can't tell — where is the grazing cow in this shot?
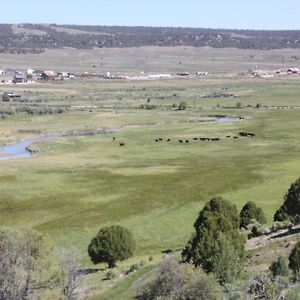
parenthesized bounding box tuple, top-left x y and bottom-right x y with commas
(226, 135, 231, 138)
(119, 142, 125, 146)
(211, 138, 220, 141)
(179, 140, 183, 143)
(199, 138, 205, 141)
(167, 139, 171, 142)
(193, 137, 198, 141)
(159, 138, 163, 141)
(239, 131, 255, 137)
(155, 139, 159, 142)
(113, 136, 116, 141)
(233, 136, 239, 139)
(185, 140, 189, 143)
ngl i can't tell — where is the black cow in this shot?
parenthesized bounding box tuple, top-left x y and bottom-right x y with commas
(119, 142, 125, 146)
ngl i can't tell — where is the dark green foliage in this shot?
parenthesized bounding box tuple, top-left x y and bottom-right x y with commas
(182, 197, 245, 284)
(274, 177, 300, 222)
(88, 225, 135, 268)
(4, 24, 300, 52)
(105, 270, 116, 280)
(139, 259, 223, 300)
(289, 241, 300, 274)
(240, 201, 267, 229)
(178, 101, 187, 110)
(1, 94, 10, 102)
(270, 257, 289, 277)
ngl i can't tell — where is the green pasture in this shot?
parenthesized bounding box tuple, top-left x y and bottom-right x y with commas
(0, 79, 300, 258)
(0, 53, 300, 298)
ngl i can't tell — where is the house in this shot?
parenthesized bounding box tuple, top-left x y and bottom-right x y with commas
(32, 70, 43, 79)
(148, 74, 172, 79)
(13, 74, 27, 83)
(287, 68, 299, 74)
(5, 68, 26, 76)
(41, 71, 57, 80)
(57, 72, 69, 78)
(177, 72, 190, 76)
(68, 73, 76, 79)
(196, 72, 208, 76)
(2, 92, 22, 101)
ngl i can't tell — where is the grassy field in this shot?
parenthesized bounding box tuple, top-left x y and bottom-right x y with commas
(0, 47, 300, 298)
(1, 46, 300, 74)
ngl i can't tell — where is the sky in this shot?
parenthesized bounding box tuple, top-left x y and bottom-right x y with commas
(1, 0, 300, 30)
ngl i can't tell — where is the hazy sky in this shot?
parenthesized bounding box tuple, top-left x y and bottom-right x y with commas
(1, 0, 300, 30)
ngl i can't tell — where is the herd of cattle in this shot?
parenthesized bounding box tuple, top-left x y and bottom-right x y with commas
(114, 131, 255, 146)
(153, 131, 255, 144)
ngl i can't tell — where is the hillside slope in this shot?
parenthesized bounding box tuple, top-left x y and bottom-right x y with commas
(3, 24, 300, 54)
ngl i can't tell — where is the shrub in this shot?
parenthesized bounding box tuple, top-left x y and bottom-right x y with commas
(1, 94, 10, 102)
(289, 241, 300, 274)
(88, 225, 136, 268)
(240, 201, 267, 229)
(274, 177, 300, 223)
(247, 275, 276, 300)
(139, 259, 223, 300)
(270, 257, 289, 277)
(126, 264, 139, 274)
(178, 101, 187, 110)
(105, 270, 116, 280)
(0, 228, 64, 299)
(182, 197, 245, 284)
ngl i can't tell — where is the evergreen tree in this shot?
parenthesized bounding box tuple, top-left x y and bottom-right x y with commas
(88, 225, 136, 268)
(240, 201, 267, 229)
(182, 197, 245, 284)
(274, 177, 300, 222)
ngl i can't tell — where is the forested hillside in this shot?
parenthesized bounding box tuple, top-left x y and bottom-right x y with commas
(2, 23, 300, 53)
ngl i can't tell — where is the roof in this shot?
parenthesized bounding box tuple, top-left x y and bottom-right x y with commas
(42, 71, 56, 76)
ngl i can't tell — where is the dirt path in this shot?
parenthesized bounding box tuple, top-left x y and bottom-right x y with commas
(246, 224, 300, 251)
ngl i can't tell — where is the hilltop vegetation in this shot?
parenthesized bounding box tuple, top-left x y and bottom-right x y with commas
(3, 23, 300, 54)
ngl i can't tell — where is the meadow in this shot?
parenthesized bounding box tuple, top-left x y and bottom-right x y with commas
(0, 47, 300, 298)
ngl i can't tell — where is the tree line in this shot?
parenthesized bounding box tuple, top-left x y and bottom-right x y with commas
(4, 24, 300, 53)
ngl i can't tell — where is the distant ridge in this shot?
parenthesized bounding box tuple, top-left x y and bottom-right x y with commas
(2, 23, 300, 54)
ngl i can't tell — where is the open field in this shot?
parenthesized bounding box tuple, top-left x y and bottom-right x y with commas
(1, 46, 300, 74)
(0, 47, 300, 298)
